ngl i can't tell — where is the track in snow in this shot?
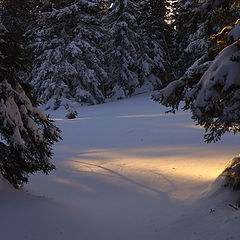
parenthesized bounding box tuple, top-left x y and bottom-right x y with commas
(2, 94, 240, 240)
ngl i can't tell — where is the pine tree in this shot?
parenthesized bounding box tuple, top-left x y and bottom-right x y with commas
(153, 0, 240, 133)
(28, 0, 170, 108)
(138, 0, 172, 86)
(1, 0, 37, 42)
(169, 0, 240, 80)
(102, 0, 170, 100)
(0, 19, 61, 188)
(28, 0, 107, 109)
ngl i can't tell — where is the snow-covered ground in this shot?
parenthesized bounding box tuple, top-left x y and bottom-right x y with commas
(1, 94, 240, 240)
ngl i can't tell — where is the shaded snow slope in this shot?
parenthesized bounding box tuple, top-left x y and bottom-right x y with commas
(1, 94, 240, 240)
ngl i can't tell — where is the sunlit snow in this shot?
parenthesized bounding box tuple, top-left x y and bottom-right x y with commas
(1, 94, 240, 240)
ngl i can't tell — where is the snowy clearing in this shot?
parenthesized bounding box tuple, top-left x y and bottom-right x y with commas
(1, 94, 240, 240)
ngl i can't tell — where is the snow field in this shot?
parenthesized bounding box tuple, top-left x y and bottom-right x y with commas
(1, 94, 240, 240)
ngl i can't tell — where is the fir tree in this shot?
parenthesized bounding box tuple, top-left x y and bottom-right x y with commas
(169, 0, 240, 80)
(138, 0, 172, 86)
(28, 0, 107, 109)
(1, 0, 37, 42)
(153, 0, 240, 135)
(0, 19, 61, 188)
(28, 0, 170, 108)
(102, 0, 170, 100)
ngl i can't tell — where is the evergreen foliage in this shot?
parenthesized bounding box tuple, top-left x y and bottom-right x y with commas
(102, 0, 170, 100)
(1, 0, 33, 39)
(0, 19, 61, 188)
(27, 0, 170, 109)
(28, 1, 107, 109)
(154, 0, 240, 141)
(167, 0, 239, 85)
(219, 156, 240, 190)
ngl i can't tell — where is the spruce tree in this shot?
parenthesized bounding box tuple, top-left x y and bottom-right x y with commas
(154, 0, 240, 135)
(28, 0, 107, 109)
(28, 0, 170, 108)
(102, 0, 170, 100)
(0, 19, 61, 188)
(1, 0, 32, 38)
(169, 0, 240, 80)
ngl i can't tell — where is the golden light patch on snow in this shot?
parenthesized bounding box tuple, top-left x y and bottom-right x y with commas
(154, 122, 204, 130)
(114, 112, 188, 119)
(182, 124, 204, 129)
(63, 146, 230, 201)
(54, 177, 93, 192)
